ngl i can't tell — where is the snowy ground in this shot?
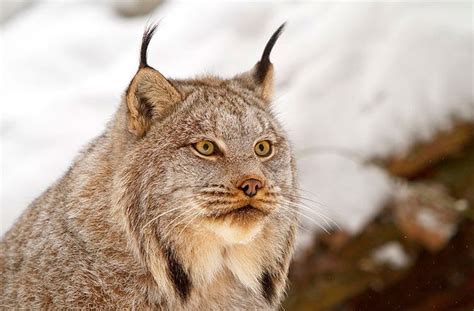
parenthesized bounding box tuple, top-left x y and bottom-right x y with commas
(1, 2, 473, 244)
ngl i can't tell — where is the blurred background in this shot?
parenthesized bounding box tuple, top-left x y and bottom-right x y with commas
(1, 1, 473, 310)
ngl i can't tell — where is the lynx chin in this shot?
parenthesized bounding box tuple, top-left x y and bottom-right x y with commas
(1, 23, 298, 310)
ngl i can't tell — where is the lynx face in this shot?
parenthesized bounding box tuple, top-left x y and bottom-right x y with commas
(134, 85, 295, 244)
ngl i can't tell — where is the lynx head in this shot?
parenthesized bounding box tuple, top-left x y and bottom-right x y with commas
(113, 24, 297, 274)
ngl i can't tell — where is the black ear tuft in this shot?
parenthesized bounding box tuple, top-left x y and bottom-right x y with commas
(255, 22, 286, 83)
(140, 23, 159, 69)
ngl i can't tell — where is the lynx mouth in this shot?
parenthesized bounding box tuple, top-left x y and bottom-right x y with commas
(213, 204, 268, 219)
(231, 204, 262, 215)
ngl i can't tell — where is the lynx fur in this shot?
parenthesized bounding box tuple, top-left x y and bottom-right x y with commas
(1, 24, 298, 310)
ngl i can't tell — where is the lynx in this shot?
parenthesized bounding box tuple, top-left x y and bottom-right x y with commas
(1, 24, 298, 310)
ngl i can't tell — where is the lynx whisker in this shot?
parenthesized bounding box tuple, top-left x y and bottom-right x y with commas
(160, 201, 206, 235)
(277, 202, 332, 233)
(143, 205, 187, 229)
(142, 192, 204, 230)
(175, 209, 205, 242)
(282, 199, 339, 229)
(278, 197, 340, 229)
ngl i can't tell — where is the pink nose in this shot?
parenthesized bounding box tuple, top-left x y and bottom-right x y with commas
(238, 178, 263, 197)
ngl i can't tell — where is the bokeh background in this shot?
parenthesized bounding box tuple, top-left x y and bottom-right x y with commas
(1, 1, 473, 310)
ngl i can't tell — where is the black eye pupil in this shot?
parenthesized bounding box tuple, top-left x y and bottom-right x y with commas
(259, 144, 264, 151)
(203, 144, 209, 150)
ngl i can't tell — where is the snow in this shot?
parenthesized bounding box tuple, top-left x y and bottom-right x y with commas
(416, 208, 455, 238)
(416, 209, 441, 231)
(372, 241, 410, 269)
(1, 2, 473, 239)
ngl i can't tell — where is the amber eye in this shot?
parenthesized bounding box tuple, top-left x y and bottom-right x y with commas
(255, 140, 272, 157)
(194, 140, 215, 156)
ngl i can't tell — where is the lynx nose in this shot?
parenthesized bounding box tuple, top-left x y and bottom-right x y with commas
(238, 178, 263, 197)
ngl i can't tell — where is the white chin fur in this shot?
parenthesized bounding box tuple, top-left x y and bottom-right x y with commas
(204, 219, 264, 245)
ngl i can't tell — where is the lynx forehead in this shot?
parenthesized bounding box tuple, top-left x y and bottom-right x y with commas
(2, 23, 298, 310)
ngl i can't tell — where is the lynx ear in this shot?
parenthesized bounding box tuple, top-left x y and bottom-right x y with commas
(236, 23, 285, 103)
(126, 24, 182, 137)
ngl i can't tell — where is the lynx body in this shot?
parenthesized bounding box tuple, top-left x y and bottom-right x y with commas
(1, 25, 298, 310)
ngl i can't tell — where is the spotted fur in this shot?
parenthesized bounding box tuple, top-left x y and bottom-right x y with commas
(1, 24, 297, 310)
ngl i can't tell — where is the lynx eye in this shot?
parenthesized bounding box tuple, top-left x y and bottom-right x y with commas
(255, 140, 272, 157)
(194, 140, 215, 156)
